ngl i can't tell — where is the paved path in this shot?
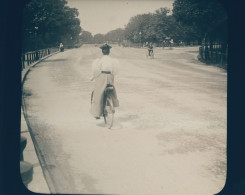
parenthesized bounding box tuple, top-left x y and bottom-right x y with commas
(22, 45, 227, 194)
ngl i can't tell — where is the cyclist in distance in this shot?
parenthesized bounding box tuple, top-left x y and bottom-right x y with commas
(90, 43, 119, 119)
(147, 42, 154, 56)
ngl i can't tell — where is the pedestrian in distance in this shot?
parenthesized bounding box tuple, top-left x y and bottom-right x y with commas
(90, 43, 119, 119)
(59, 43, 64, 52)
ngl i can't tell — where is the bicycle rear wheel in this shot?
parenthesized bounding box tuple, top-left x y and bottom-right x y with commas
(150, 51, 154, 58)
(103, 97, 114, 129)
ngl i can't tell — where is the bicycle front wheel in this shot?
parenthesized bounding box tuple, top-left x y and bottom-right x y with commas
(151, 53, 154, 58)
(103, 97, 114, 129)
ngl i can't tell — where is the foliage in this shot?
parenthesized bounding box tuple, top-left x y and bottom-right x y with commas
(79, 31, 93, 43)
(93, 34, 105, 44)
(172, 0, 227, 46)
(123, 7, 197, 45)
(22, 0, 82, 52)
(124, 13, 153, 43)
(122, 1, 227, 46)
(21, 0, 228, 51)
(105, 28, 125, 43)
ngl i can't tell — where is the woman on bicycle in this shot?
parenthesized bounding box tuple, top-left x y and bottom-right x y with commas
(90, 43, 119, 119)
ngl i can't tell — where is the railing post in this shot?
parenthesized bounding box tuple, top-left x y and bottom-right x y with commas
(28, 54, 30, 65)
(204, 45, 209, 63)
(32, 52, 34, 63)
(35, 51, 39, 61)
(28, 54, 31, 65)
(26, 54, 28, 65)
(31, 53, 33, 64)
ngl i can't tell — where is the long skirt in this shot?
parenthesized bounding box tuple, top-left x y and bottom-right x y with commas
(90, 73, 119, 118)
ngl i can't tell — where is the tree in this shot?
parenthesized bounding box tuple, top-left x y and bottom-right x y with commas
(172, 0, 227, 47)
(124, 13, 154, 43)
(105, 28, 125, 43)
(152, 8, 176, 44)
(79, 31, 93, 43)
(22, 0, 82, 52)
(124, 7, 186, 45)
(93, 34, 105, 44)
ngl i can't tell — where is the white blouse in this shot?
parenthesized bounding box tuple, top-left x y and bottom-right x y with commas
(91, 55, 119, 79)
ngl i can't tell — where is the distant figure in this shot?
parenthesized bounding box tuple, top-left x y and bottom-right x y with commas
(90, 43, 119, 119)
(147, 42, 154, 56)
(170, 39, 174, 47)
(59, 43, 64, 52)
(162, 40, 166, 48)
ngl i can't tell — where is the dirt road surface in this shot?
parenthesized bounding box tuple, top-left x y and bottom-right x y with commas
(22, 45, 227, 195)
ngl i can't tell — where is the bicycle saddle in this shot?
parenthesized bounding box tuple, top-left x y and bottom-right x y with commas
(105, 84, 114, 91)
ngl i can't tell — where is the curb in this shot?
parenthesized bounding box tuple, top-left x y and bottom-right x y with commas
(21, 51, 59, 193)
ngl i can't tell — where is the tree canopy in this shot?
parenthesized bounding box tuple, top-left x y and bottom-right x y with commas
(79, 31, 93, 43)
(123, 7, 201, 45)
(172, 0, 227, 45)
(22, 0, 228, 51)
(22, 0, 82, 52)
(93, 34, 105, 44)
(105, 28, 125, 43)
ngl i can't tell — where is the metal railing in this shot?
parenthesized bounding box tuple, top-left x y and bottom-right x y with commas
(198, 44, 228, 69)
(21, 47, 59, 70)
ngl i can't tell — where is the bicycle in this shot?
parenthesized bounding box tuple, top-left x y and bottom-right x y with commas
(59, 46, 64, 52)
(102, 84, 115, 129)
(90, 84, 115, 129)
(146, 49, 154, 59)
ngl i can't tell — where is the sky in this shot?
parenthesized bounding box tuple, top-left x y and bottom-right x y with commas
(66, 0, 174, 35)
